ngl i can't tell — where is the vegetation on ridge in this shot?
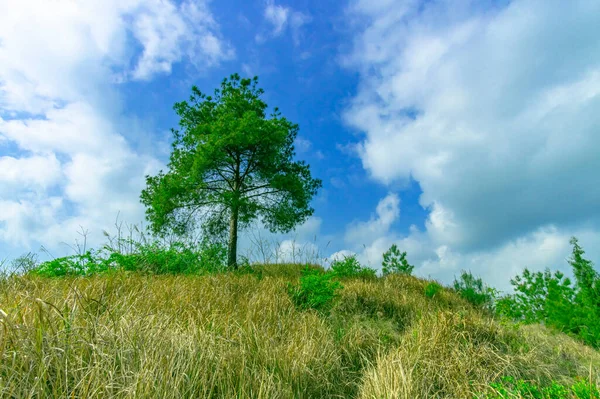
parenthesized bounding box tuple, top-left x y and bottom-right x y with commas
(1, 236, 600, 398)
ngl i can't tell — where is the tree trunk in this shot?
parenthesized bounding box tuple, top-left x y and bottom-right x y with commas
(228, 206, 239, 269)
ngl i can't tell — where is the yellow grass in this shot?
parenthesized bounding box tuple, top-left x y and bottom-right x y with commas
(1, 267, 599, 398)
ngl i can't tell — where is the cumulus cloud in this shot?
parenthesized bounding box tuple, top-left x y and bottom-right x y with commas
(345, 0, 600, 250)
(0, 0, 232, 112)
(336, 193, 600, 291)
(345, 193, 400, 246)
(0, 0, 230, 257)
(130, 0, 233, 80)
(0, 154, 62, 193)
(341, 0, 600, 288)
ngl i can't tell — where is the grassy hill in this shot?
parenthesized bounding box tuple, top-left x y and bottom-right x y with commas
(1, 264, 599, 398)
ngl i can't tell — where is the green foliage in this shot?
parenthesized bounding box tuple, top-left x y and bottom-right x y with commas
(10, 253, 38, 273)
(330, 255, 377, 280)
(34, 251, 110, 277)
(480, 376, 599, 399)
(288, 266, 343, 312)
(568, 237, 600, 348)
(382, 244, 414, 276)
(32, 240, 227, 277)
(141, 73, 322, 268)
(495, 268, 575, 331)
(496, 237, 600, 349)
(453, 270, 496, 310)
(425, 281, 442, 298)
(121, 241, 226, 275)
(570, 378, 600, 399)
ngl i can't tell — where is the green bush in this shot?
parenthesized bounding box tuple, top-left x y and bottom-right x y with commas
(330, 255, 376, 280)
(570, 378, 600, 399)
(425, 281, 442, 298)
(34, 250, 110, 277)
(382, 244, 414, 276)
(480, 376, 599, 399)
(33, 239, 228, 277)
(288, 266, 343, 312)
(453, 270, 496, 310)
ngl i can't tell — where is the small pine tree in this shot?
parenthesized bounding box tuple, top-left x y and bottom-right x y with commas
(452, 270, 497, 311)
(382, 244, 414, 276)
(568, 237, 600, 347)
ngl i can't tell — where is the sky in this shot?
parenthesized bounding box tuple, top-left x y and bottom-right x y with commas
(1, 0, 599, 291)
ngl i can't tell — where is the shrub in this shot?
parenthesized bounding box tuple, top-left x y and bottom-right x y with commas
(33, 239, 228, 277)
(288, 266, 343, 312)
(480, 376, 600, 399)
(452, 270, 496, 310)
(570, 378, 600, 399)
(382, 244, 414, 276)
(424, 281, 442, 298)
(34, 250, 110, 277)
(330, 255, 377, 280)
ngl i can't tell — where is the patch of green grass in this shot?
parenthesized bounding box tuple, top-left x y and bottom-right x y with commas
(288, 266, 343, 312)
(425, 281, 443, 298)
(478, 376, 600, 399)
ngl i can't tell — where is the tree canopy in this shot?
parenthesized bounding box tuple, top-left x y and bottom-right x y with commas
(141, 74, 322, 268)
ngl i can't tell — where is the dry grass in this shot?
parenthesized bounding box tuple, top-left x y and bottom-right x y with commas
(1, 267, 599, 398)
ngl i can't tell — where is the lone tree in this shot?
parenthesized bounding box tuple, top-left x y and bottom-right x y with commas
(141, 74, 322, 268)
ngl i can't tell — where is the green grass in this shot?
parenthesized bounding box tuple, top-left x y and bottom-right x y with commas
(1, 265, 599, 398)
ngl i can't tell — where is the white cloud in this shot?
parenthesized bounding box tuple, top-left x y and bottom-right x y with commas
(336, 193, 600, 291)
(342, 0, 600, 283)
(294, 136, 313, 153)
(345, 193, 400, 246)
(0, 154, 62, 192)
(328, 250, 356, 265)
(238, 216, 325, 264)
(416, 225, 600, 292)
(275, 240, 320, 263)
(130, 0, 233, 80)
(0, 0, 232, 112)
(0, 197, 64, 248)
(260, 0, 311, 44)
(264, 1, 290, 36)
(0, 0, 230, 257)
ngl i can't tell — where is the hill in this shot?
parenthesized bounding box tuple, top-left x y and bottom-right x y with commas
(1, 265, 599, 398)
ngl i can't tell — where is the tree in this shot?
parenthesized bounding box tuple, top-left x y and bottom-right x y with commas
(568, 237, 600, 347)
(494, 237, 600, 348)
(452, 270, 497, 311)
(495, 268, 575, 329)
(382, 244, 414, 275)
(141, 74, 322, 268)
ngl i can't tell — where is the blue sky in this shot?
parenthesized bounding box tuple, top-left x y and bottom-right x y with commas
(1, 0, 599, 290)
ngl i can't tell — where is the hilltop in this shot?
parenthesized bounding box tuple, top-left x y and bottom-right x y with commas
(1, 264, 599, 398)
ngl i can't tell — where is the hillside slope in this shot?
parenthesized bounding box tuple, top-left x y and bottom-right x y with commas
(1, 265, 599, 398)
